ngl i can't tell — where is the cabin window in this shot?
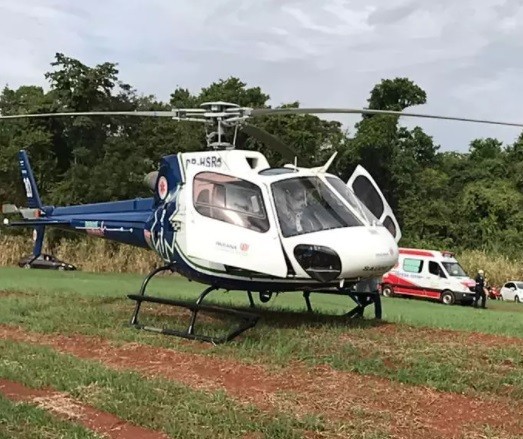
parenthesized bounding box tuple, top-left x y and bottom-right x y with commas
(403, 258, 423, 273)
(351, 175, 385, 219)
(382, 216, 397, 238)
(441, 262, 467, 277)
(193, 172, 269, 233)
(325, 176, 379, 225)
(429, 261, 446, 278)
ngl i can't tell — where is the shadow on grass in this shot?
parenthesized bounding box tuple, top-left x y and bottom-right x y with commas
(127, 296, 386, 344)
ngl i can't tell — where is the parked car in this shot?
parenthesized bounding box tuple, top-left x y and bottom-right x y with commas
(499, 281, 523, 302)
(486, 285, 502, 300)
(18, 253, 76, 271)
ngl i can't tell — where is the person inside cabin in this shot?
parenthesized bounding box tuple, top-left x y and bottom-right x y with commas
(273, 186, 296, 236)
(286, 186, 323, 234)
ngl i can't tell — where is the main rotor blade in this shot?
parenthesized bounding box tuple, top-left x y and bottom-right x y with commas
(249, 108, 523, 128)
(241, 123, 306, 165)
(0, 110, 206, 120)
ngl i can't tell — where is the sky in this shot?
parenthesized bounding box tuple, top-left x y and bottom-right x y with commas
(1, 0, 523, 152)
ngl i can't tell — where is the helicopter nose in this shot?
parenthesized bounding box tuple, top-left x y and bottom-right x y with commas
(341, 228, 398, 278)
(293, 244, 342, 282)
(291, 227, 398, 281)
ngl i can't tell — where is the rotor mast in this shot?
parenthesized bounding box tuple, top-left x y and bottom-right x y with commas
(199, 101, 243, 150)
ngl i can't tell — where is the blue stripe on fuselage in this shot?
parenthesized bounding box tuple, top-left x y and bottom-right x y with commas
(52, 198, 154, 217)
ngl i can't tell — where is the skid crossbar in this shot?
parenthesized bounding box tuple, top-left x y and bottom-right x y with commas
(127, 264, 259, 344)
(128, 293, 259, 343)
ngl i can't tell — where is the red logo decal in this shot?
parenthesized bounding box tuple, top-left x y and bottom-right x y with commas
(240, 243, 249, 252)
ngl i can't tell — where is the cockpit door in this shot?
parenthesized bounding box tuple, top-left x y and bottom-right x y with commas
(346, 165, 402, 243)
(185, 170, 288, 278)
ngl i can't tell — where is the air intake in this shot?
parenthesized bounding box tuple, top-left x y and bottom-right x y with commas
(144, 171, 159, 191)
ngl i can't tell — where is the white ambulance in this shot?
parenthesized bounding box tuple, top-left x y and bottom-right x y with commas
(380, 248, 477, 305)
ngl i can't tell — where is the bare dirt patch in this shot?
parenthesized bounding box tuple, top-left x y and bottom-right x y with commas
(367, 321, 523, 348)
(0, 378, 168, 439)
(0, 290, 32, 298)
(2, 324, 523, 439)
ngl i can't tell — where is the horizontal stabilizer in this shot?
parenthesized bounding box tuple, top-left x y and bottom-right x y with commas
(1, 204, 20, 214)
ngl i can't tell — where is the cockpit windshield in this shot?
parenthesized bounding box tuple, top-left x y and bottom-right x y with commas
(271, 176, 363, 237)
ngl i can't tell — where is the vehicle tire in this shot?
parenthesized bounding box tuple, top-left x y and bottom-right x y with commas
(516, 296, 520, 303)
(259, 291, 272, 303)
(58, 266, 65, 271)
(440, 290, 455, 305)
(381, 285, 394, 298)
(23, 263, 31, 269)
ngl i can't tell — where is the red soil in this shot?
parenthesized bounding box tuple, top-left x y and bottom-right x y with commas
(0, 378, 169, 439)
(1, 324, 522, 439)
(370, 321, 523, 348)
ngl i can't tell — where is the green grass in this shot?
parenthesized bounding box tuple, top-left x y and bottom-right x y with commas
(0, 394, 101, 439)
(1, 267, 523, 403)
(1, 267, 522, 337)
(0, 339, 348, 439)
(2, 267, 523, 438)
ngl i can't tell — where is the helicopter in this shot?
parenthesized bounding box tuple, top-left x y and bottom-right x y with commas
(2, 101, 523, 343)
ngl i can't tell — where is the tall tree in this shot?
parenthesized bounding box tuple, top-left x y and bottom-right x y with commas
(344, 77, 436, 214)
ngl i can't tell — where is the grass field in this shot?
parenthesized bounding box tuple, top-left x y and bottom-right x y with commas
(1, 266, 523, 438)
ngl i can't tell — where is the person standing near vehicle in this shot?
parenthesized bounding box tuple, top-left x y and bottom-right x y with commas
(474, 269, 487, 309)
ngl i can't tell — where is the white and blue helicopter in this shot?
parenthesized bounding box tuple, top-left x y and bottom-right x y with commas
(2, 102, 522, 343)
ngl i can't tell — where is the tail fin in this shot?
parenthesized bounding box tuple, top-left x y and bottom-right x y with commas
(19, 150, 43, 209)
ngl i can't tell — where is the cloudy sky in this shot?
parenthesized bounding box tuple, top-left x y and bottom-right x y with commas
(1, 0, 523, 152)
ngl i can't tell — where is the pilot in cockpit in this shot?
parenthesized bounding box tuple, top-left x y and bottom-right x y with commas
(273, 187, 295, 236)
(274, 184, 321, 236)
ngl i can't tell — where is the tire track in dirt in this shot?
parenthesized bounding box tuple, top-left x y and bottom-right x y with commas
(0, 378, 169, 439)
(2, 324, 523, 439)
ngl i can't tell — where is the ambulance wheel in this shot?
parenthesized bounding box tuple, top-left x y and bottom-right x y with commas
(381, 285, 394, 298)
(441, 290, 455, 305)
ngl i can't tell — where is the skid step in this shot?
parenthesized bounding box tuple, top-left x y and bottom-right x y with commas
(128, 292, 259, 344)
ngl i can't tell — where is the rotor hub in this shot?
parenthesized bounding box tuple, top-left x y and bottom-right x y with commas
(194, 101, 251, 150)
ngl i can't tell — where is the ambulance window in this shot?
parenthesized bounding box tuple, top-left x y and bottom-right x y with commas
(193, 172, 269, 233)
(429, 261, 446, 278)
(403, 258, 423, 273)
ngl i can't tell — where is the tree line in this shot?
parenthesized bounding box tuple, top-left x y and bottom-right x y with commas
(1, 53, 522, 258)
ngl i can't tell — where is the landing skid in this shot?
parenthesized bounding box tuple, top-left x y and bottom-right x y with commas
(128, 265, 259, 344)
(302, 288, 382, 319)
(127, 265, 382, 344)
